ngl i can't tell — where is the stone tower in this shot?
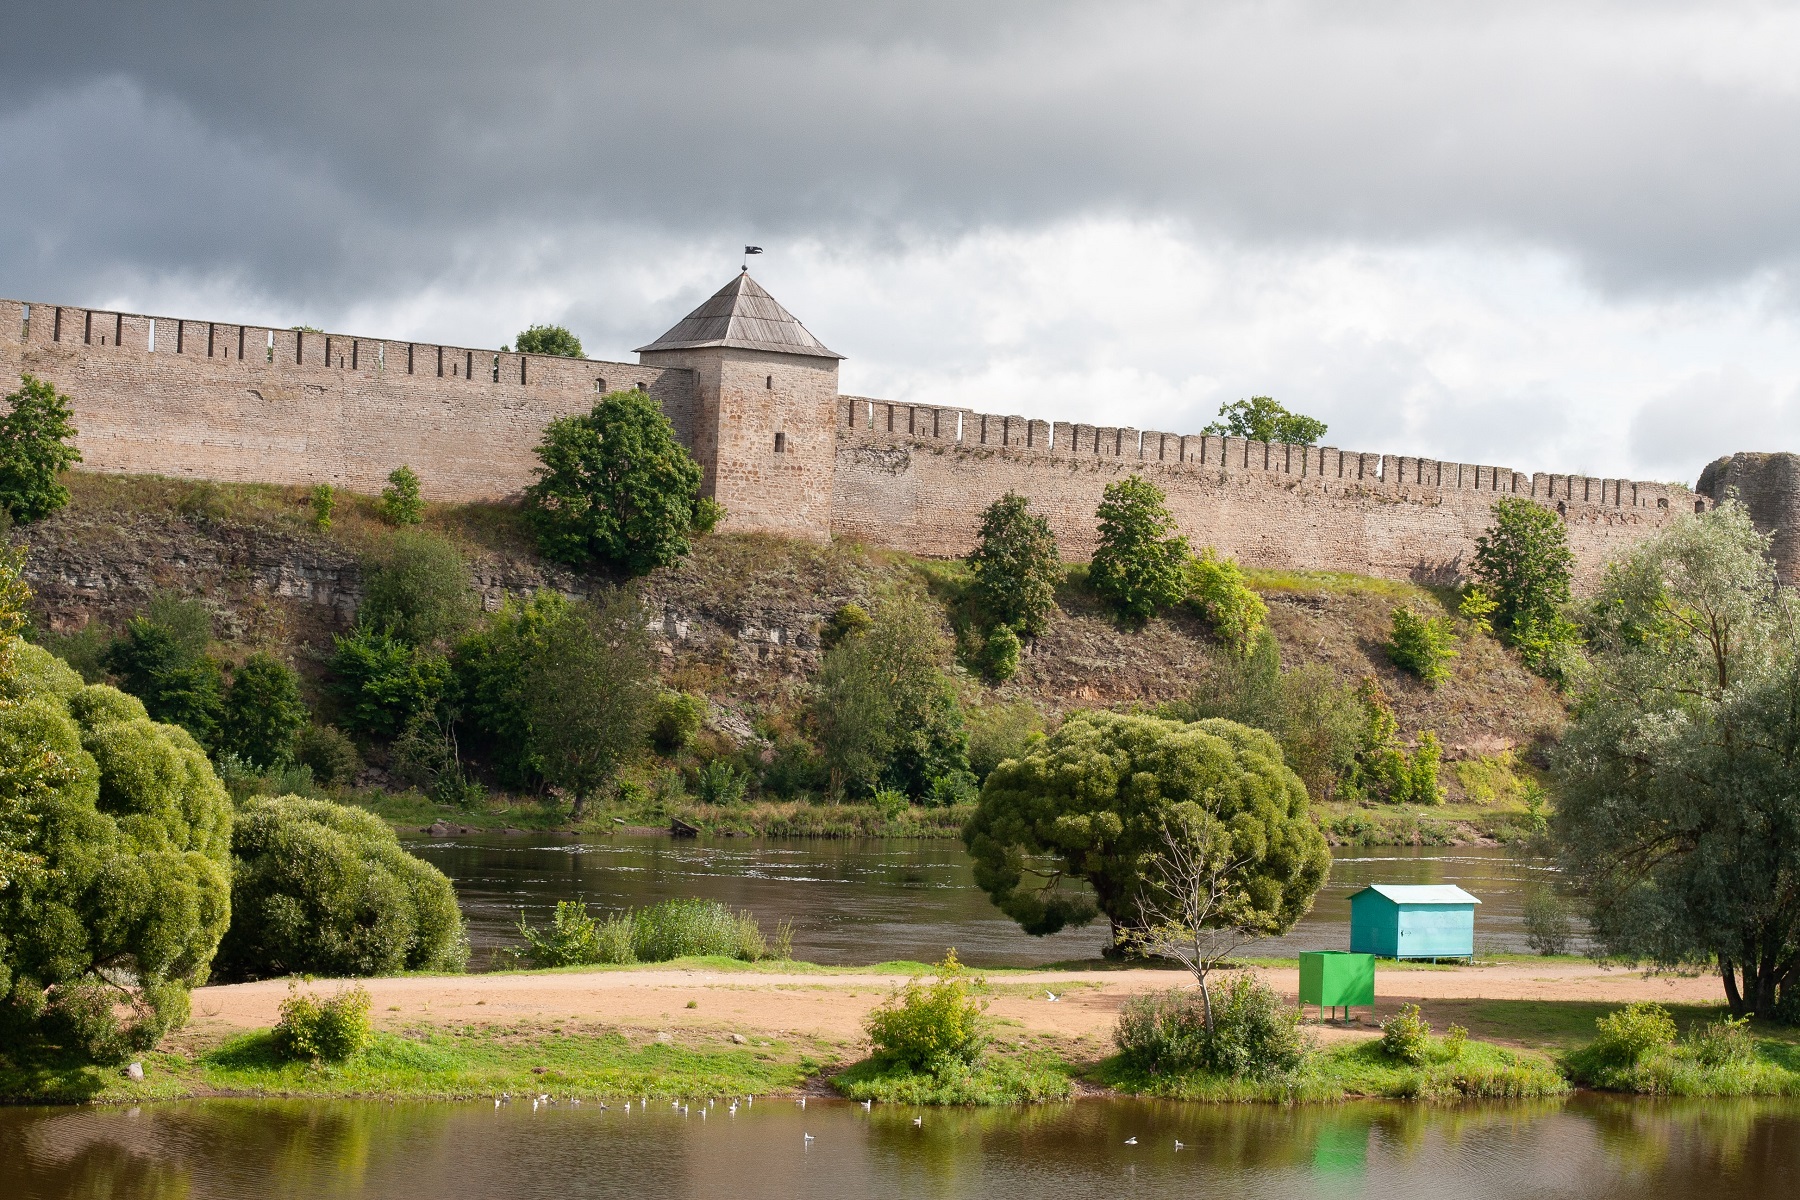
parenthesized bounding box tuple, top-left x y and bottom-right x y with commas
(636, 272, 843, 542)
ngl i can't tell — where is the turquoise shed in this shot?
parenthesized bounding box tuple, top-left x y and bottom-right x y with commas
(1348, 884, 1480, 960)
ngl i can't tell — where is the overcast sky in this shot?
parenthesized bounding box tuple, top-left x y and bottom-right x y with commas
(5, 1, 1800, 482)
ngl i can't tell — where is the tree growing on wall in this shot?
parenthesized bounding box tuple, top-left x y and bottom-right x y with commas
(1554, 503, 1800, 1018)
(511, 325, 584, 358)
(0, 374, 82, 524)
(963, 711, 1330, 953)
(1472, 496, 1581, 679)
(1202, 396, 1328, 446)
(524, 390, 721, 575)
(1089, 475, 1190, 623)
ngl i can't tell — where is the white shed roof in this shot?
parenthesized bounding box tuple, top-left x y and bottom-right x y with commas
(1353, 884, 1481, 906)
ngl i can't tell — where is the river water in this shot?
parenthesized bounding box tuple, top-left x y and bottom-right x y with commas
(3, 1095, 1793, 1199)
(402, 834, 1572, 967)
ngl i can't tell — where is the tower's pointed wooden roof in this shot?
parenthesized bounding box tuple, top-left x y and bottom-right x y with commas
(636, 272, 843, 359)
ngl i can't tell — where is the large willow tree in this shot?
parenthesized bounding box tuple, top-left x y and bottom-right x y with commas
(1555, 501, 1800, 1016)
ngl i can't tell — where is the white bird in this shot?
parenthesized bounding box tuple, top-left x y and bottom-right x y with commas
(729, 1103, 738, 1115)
(913, 1117, 923, 1127)
(799, 1097, 807, 1109)
(861, 1099, 872, 1112)
(1045, 991, 1060, 1002)
(494, 1097, 501, 1108)
(624, 1101, 631, 1113)
(804, 1133, 814, 1143)
(1124, 1137, 1137, 1145)
(1174, 1140, 1185, 1150)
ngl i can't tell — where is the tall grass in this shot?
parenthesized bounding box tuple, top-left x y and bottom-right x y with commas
(516, 898, 792, 968)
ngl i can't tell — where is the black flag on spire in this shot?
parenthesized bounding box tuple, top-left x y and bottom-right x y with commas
(742, 245, 763, 270)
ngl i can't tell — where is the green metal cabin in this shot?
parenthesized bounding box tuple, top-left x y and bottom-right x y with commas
(1348, 884, 1480, 960)
(1298, 950, 1375, 1020)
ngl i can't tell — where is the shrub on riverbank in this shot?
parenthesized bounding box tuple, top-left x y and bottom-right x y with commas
(1115, 977, 1306, 1079)
(833, 1048, 1073, 1104)
(216, 794, 467, 981)
(514, 898, 791, 967)
(273, 985, 374, 1063)
(1563, 1002, 1800, 1096)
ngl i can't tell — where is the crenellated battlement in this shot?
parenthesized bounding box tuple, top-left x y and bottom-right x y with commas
(0, 288, 1714, 589)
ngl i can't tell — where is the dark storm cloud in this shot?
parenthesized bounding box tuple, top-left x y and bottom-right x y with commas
(4, 0, 1800, 311)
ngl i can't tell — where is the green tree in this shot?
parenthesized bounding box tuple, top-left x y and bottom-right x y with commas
(1472, 497, 1578, 663)
(1202, 396, 1328, 446)
(359, 529, 477, 647)
(103, 617, 225, 750)
(0, 374, 82, 524)
(1089, 475, 1190, 622)
(813, 599, 969, 799)
(216, 794, 465, 981)
(512, 324, 584, 358)
(221, 653, 308, 769)
(309, 483, 336, 531)
(965, 492, 1061, 638)
(523, 391, 716, 575)
(0, 644, 232, 1060)
(963, 710, 1330, 951)
(1554, 502, 1800, 1017)
(520, 592, 658, 814)
(452, 589, 569, 787)
(1184, 549, 1268, 656)
(378, 465, 424, 526)
(1386, 605, 1459, 685)
(327, 625, 452, 740)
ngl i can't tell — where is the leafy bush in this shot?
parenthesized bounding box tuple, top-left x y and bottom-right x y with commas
(926, 769, 978, 808)
(359, 530, 477, 647)
(1380, 1003, 1433, 1065)
(633, 897, 771, 962)
(0, 644, 233, 1061)
(1444, 1023, 1469, 1060)
(379, 465, 425, 526)
(517, 901, 634, 967)
(293, 725, 363, 787)
(273, 985, 374, 1063)
(1589, 1002, 1677, 1067)
(1089, 475, 1190, 622)
(821, 603, 873, 650)
(1458, 585, 1497, 633)
(1522, 885, 1574, 955)
(694, 758, 748, 806)
(216, 794, 467, 981)
(650, 690, 706, 755)
(523, 390, 712, 574)
(865, 951, 988, 1073)
(1202, 396, 1327, 446)
(1387, 606, 1458, 685)
(1340, 681, 1442, 804)
(327, 625, 452, 740)
(0, 373, 82, 523)
(309, 483, 335, 530)
(1184, 550, 1268, 657)
(221, 652, 308, 768)
(977, 624, 1021, 682)
(965, 491, 1061, 639)
(1472, 497, 1581, 679)
(452, 589, 566, 788)
(513, 324, 584, 358)
(965, 701, 1044, 781)
(1452, 750, 1526, 805)
(813, 599, 968, 800)
(31, 621, 112, 683)
(1685, 1016, 1755, 1067)
(103, 614, 225, 750)
(1113, 976, 1305, 1079)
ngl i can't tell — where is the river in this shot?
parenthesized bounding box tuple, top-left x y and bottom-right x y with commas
(401, 834, 1575, 967)
(3, 1095, 1792, 1199)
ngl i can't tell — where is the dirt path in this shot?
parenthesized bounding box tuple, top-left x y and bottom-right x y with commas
(186, 961, 1724, 1051)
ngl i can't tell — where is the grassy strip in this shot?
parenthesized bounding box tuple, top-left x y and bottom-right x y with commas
(2, 1023, 823, 1106)
(1097, 1037, 1568, 1103)
(832, 1049, 1076, 1105)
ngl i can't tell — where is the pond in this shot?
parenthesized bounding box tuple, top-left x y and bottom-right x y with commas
(2, 1095, 1793, 1199)
(401, 834, 1574, 967)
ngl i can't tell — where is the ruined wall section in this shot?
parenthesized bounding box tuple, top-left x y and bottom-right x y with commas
(0, 299, 696, 502)
(833, 398, 1700, 589)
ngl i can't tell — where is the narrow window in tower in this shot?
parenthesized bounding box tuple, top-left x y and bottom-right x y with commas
(595, 378, 605, 393)
(766, 375, 773, 389)
(774, 432, 786, 453)
(635, 381, 644, 392)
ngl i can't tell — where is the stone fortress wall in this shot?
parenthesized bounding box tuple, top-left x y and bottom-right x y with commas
(0, 295, 1735, 589)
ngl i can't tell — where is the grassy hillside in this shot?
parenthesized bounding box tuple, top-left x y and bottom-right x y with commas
(17, 471, 1563, 842)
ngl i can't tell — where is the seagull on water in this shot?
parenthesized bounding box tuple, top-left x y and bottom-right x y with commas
(799, 1096, 807, 1109)
(1124, 1137, 1137, 1145)
(861, 1099, 872, 1111)
(1174, 1140, 1185, 1150)
(913, 1117, 923, 1127)
(804, 1133, 815, 1144)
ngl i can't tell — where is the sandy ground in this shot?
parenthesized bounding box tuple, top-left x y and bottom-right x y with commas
(184, 961, 1726, 1052)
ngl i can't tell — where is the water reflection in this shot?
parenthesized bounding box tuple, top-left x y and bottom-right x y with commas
(401, 834, 1577, 967)
(3, 1096, 1796, 1200)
